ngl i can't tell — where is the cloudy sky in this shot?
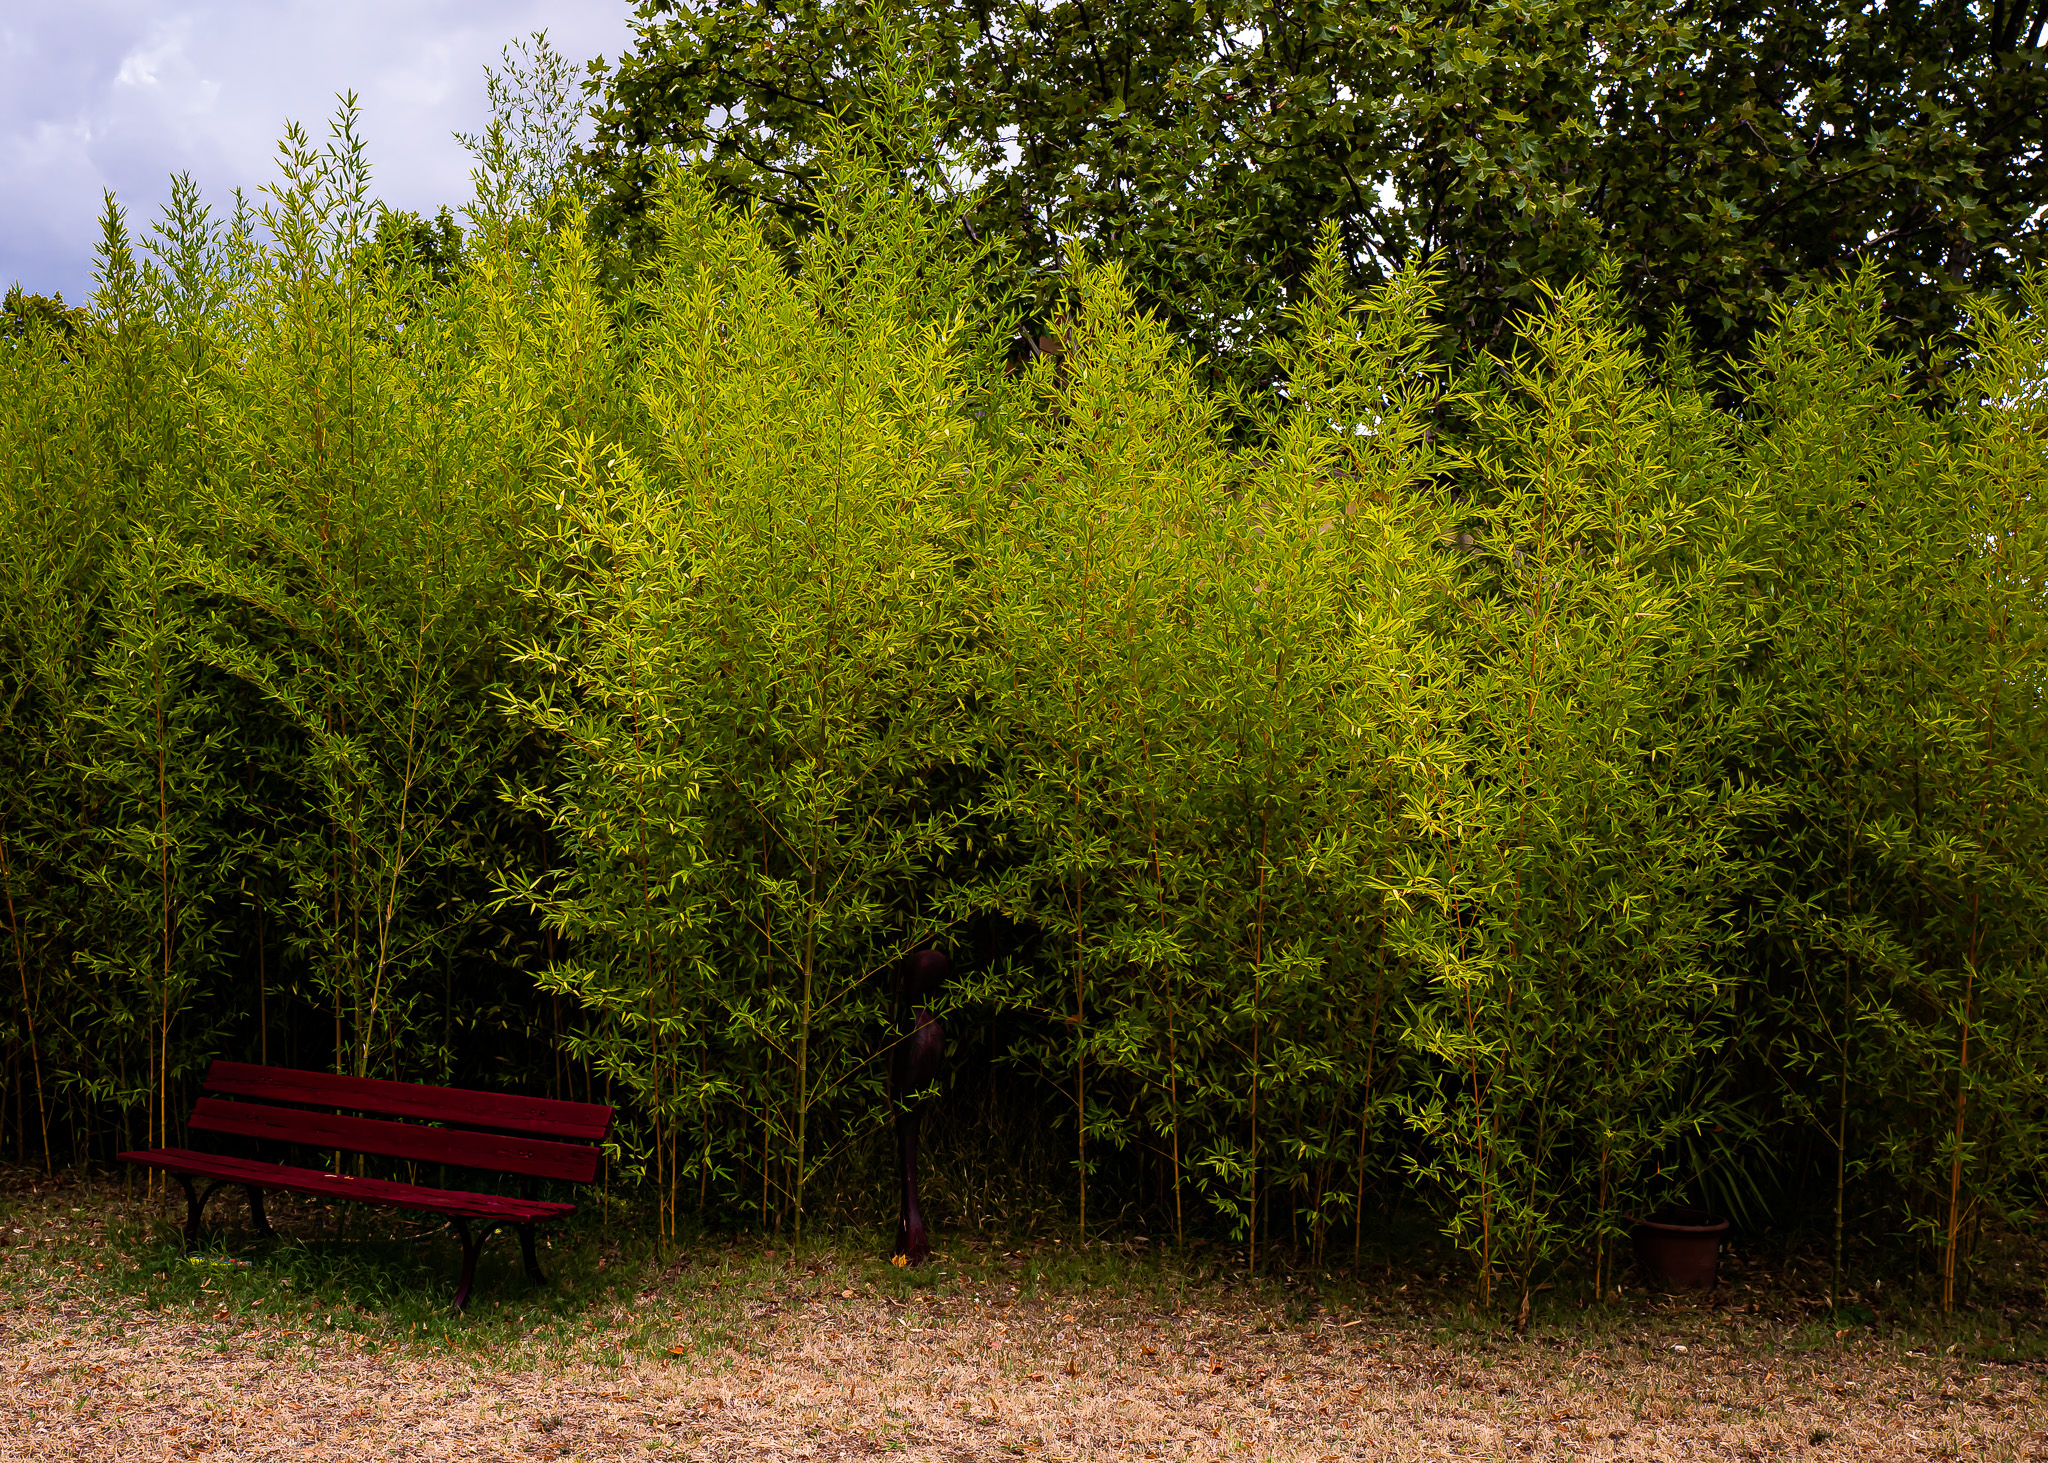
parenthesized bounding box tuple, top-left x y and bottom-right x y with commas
(2, 1, 640, 303)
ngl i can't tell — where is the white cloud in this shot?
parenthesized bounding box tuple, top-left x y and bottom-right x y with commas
(1, 0, 637, 302)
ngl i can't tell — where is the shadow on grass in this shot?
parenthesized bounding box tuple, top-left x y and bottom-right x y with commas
(16, 1181, 662, 1360)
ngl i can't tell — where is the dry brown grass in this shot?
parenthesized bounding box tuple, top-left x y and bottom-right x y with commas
(4, 1177, 2045, 1460)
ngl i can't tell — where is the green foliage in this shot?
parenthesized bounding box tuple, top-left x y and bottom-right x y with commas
(0, 101, 610, 1174)
(1387, 279, 1776, 1307)
(972, 231, 1444, 1263)
(367, 206, 465, 294)
(584, 0, 2048, 365)
(2, 87, 2045, 1319)
(2, 285, 90, 342)
(456, 30, 604, 226)
(501, 136, 999, 1242)
(1740, 267, 2048, 1310)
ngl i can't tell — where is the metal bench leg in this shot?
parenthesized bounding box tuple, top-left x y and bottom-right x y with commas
(175, 1176, 228, 1252)
(176, 1175, 202, 1251)
(449, 1218, 499, 1312)
(245, 1187, 277, 1240)
(517, 1223, 544, 1284)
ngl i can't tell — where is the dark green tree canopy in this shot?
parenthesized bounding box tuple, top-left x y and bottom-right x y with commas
(585, 0, 2048, 359)
(3, 285, 90, 341)
(368, 206, 466, 292)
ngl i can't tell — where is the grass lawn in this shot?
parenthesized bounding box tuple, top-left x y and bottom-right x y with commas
(2, 1168, 2044, 1460)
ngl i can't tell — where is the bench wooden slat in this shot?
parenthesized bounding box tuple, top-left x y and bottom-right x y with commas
(201, 1061, 611, 1142)
(188, 1097, 601, 1183)
(118, 1148, 576, 1223)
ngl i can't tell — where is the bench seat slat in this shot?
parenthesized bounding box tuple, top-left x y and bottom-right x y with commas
(189, 1097, 600, 1183)
(117, 1148, 576, 1223)
(202, 1061, 611, 1141)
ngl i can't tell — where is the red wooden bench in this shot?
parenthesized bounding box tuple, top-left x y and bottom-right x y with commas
(118, 1060, 613, 1310)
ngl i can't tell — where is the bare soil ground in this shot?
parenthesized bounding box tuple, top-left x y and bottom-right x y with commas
(4, 1177, 2045, 1461)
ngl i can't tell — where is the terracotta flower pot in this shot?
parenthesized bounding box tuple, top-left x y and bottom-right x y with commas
(1631, 1206, 1729, 1291)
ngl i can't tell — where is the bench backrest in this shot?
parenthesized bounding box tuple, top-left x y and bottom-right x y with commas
(189, 1060, 613, 1184)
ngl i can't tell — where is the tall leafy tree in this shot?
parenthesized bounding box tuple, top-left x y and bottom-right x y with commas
(585, 0, 2048, 362)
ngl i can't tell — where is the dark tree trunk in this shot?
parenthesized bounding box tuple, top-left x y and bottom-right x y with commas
(891, 950, 948, 1265)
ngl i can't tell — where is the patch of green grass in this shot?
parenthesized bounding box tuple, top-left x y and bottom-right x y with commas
(0, 1178, 692, 1365)
(121, 1201, 648, 1353)
(8, 1174, 2046, 1372)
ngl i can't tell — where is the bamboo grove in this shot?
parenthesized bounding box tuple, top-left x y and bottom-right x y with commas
(2, 101, 2045, 1315)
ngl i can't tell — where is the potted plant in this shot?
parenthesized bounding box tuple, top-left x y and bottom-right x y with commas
(1626, 1066, 1772, 1292)
(1631, 1205, 1731, 1290)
